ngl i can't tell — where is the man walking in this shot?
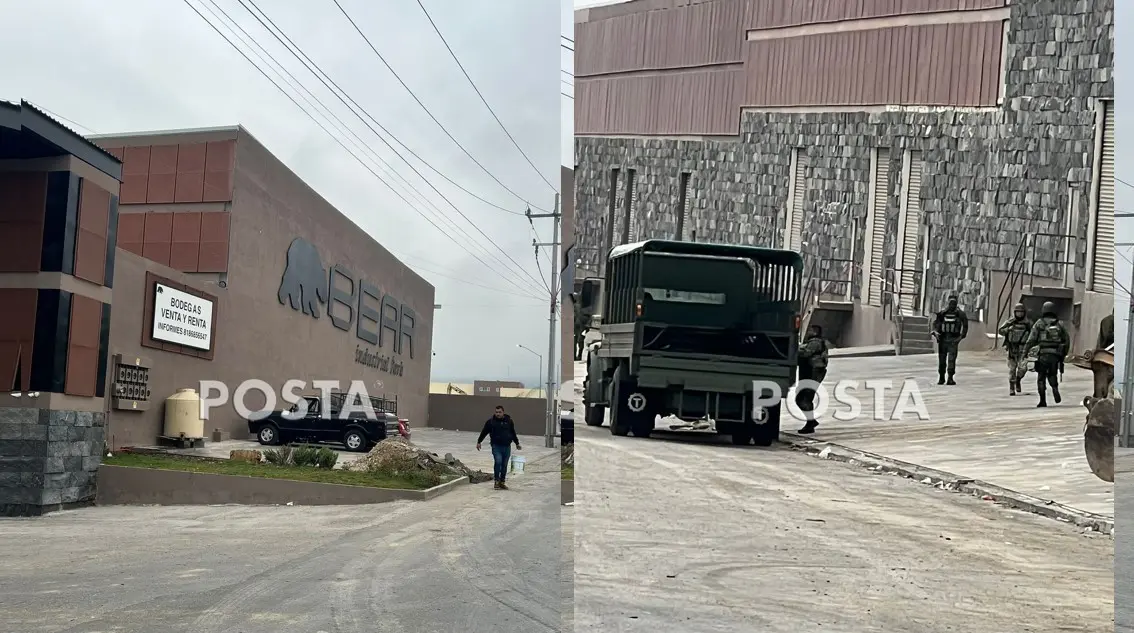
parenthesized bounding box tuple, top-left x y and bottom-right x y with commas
(1025, 301, 1070, 408)
(795, 324, 829, 434)
(997, 302, 1033, 396)
(476, 405, 522, 489)
(931, 293, 969, 385)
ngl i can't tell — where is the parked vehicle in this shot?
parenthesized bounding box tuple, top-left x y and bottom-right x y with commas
(249, 394, 394, 452)
(583, 240, 802, 446)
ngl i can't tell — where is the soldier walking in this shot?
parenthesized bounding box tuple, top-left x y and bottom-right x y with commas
(997, 302, 1033, 396)
(931, 294, 969, 385)
(1025, 301, 1070, 408)
(796, 324, 829, 434)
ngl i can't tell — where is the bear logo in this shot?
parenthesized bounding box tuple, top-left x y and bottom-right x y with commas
(278, 237, 328, 318)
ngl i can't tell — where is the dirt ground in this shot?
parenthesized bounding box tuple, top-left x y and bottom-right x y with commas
(571, 424, 1113, 633)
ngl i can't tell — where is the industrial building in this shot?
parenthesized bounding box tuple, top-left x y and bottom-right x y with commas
(0, 100, 434, 514)
(573, 0, 1114, 354)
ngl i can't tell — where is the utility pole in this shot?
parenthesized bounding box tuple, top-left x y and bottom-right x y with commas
(529, 194, 561, 449)
(1120, 240, 1134, 447)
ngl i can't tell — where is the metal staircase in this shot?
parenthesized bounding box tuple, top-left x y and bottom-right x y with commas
(801, 257, 857, 347)
(881, 267, 934, 355)
(993, 231, 1076, 348)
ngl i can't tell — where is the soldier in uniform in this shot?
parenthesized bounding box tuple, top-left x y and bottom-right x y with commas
(1025, 301, 1070, 408)
(931, 294, 969, 385)
(997, 302, 1033, 396)
(796, 324, 829, 434)
(573, 303, 589, 361)
(1094, 312, 1115, 398)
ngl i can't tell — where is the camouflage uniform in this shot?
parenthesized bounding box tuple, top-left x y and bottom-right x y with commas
(932, 294, 968, 385)
(573, 306, 589, 361)
(795, 327, 829, 434)
(996, 303, 1032, 396)
(1025, 301, 1070, 407)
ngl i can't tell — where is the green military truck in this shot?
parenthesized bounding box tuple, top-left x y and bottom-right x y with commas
(582, 240, 803, 446)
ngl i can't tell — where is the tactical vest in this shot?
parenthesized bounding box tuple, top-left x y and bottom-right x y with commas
(1037, 319, 1063, 354)
(1005, 319, 1030, 346)
(939, 311, 963, 336)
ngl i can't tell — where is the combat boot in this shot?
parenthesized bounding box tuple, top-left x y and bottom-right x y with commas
(937, 373, 946, 385)
(798, 420, 819, 434)
(1052, 385, 1061, 404)
(498, 481, 509, 490)
(493, 480, 502, 490)
(1037, 392, 1047, 408)
(946, 373, 956, 386)
(1009, 380, 1016, 396)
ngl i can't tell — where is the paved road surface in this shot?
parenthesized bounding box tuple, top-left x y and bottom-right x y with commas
(573, 423, 1112, 632)
(572, 352, 1112, 519)
(0, 458, 562, 633)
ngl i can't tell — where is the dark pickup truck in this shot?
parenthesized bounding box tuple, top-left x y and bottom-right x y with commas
(248, 395, 400, 452)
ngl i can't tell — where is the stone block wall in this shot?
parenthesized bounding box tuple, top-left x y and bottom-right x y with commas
(574, 0, 1113, 321)
(0, 408, 106, 516)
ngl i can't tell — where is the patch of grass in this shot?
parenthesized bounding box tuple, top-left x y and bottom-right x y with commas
(561, 465, 574, 480)
(104, 451, 436, 490)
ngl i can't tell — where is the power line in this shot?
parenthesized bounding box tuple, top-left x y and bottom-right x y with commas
(561, 36, 574, 44)
(561, 92, 573, 99)
(562, 69, 573, 78)
(238, 2, 531, 219)
(210, 0, 542, 298)
(561, 43, 573, 53)
(183, 0, 544, 299)
(332, 0, 549, 212)
(30, 102, 99, 135)
(415, 0, 556, 193)
(234, 0, 550, 296)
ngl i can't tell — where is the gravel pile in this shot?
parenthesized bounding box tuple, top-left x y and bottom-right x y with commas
(346, 437, 493, 484)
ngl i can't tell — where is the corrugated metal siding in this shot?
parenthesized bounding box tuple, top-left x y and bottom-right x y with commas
(577, 0, 744, 76)
(576, 68, 745, 136)
(743, 0, 1006, 29)
(866, 148, 889, 307)
(1092, 102, 1114, 291)
(743, 21, 1004, 107)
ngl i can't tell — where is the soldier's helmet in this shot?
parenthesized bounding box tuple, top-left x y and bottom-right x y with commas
(1041, 301, 1056, 315)
(1013, 302, 1025, 316)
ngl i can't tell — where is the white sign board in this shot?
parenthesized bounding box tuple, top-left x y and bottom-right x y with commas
(152, 283, 213, 350)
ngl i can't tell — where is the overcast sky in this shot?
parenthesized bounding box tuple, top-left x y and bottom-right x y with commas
(1, 0, 565, 385)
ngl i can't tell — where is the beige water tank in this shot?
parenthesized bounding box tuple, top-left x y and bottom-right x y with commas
(164, 388, 204, 438)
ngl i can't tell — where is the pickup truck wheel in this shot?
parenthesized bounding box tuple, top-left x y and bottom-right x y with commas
(609, 367, 632, 437)
(752, 404, 781, 447)
(584, 403, 606, 426)
(343, 429, 368, 452)
(730, 430, 752, 446)
(257, 423, 281, 446)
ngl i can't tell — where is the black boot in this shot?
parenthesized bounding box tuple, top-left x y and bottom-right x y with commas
(797, 420, 819, 434)
(946, 373, 956, 386)
(1009, 380, 1016, 396)
(1052, 386, 1061, 404)
(938, 373, 946, 385)
(1037, 392, 1047, 408)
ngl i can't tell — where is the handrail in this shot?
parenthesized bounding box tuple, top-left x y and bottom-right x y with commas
(993, 231, 1076, 348)
(882, 267, 923, 322)
(802, 256, 858, 314)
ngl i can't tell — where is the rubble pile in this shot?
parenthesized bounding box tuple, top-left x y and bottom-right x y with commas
(347, 437, 493, 484)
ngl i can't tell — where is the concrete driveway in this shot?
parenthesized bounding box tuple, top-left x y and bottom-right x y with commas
(0, 453, 563, 633)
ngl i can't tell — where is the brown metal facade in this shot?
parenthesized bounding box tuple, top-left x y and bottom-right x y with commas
(576, 0, 1009, 135)
(743, 21, 1004, 108)
(92, 127, 435, 448)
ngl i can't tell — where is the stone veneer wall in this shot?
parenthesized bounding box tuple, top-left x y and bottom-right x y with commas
(574, 0, 1113, 318)
(0, 408, 106, 516)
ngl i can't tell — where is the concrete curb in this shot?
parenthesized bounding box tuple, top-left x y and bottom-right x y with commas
(782, 433, 1114, 535)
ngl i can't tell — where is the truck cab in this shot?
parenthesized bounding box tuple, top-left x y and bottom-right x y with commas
(582, 240, 802, 446)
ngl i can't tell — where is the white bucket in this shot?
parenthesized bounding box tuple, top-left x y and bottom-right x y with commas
(510, 455, 526, 475)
